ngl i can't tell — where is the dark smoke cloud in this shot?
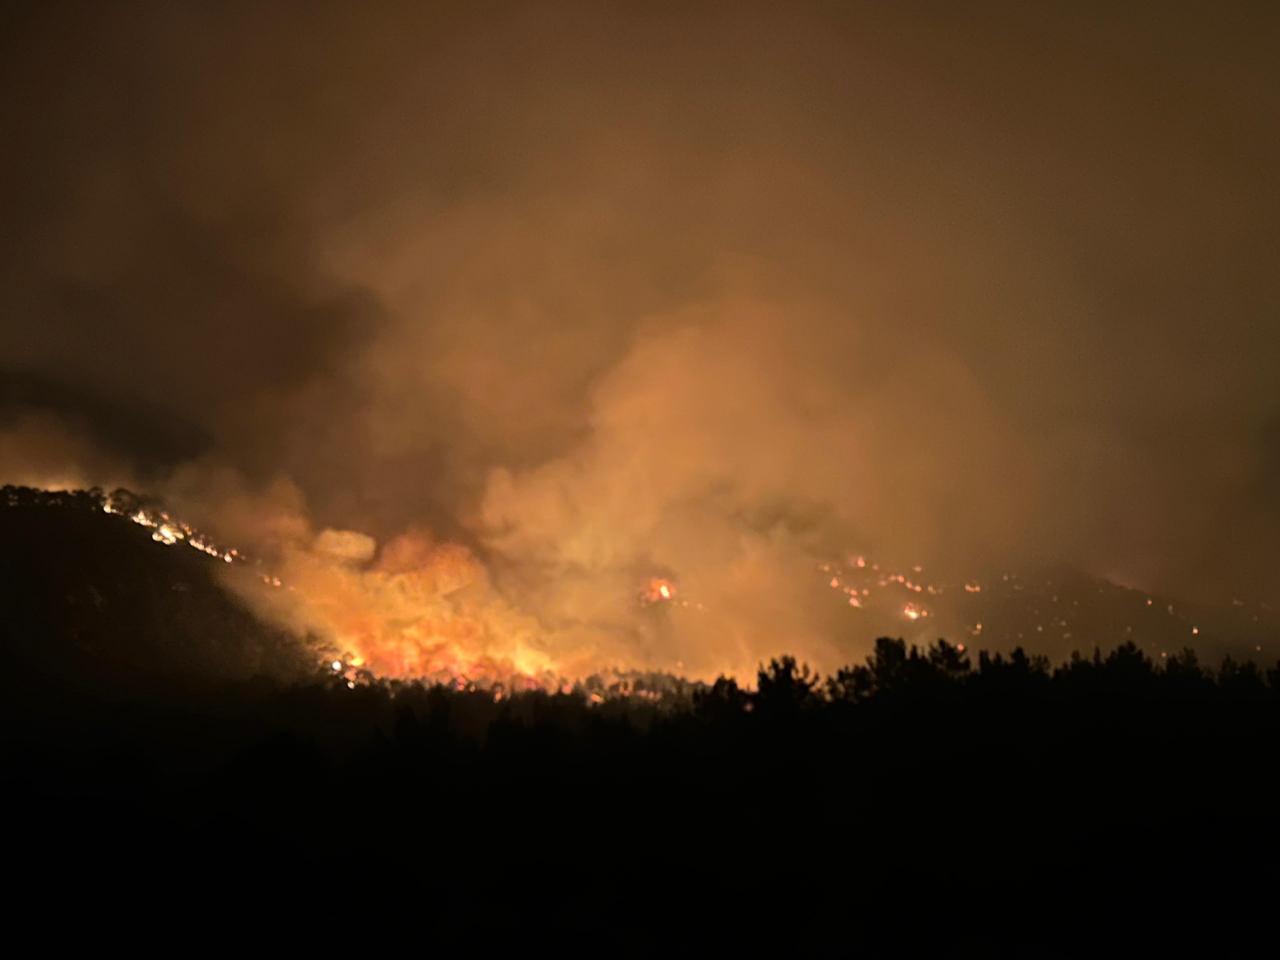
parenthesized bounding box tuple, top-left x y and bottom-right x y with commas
(3, 1, 1278, 672)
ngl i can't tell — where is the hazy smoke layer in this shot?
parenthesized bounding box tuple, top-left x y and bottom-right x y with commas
(3, 2, 1278, 676)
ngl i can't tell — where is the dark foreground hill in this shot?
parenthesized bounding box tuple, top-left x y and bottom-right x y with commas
(0, 486, 316, 689)
(3, 488, 1279, 949)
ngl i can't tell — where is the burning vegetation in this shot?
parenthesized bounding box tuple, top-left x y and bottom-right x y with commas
(6, 484, 1280, 693)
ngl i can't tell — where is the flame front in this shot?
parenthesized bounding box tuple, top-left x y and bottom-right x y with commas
(105, 491, 558, 686)
(244, 530, 560, 685)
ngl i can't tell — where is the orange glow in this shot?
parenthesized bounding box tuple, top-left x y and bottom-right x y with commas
(642, 577, 677, 604)
(903, 602, 928, 621)
(107, 492, 562, 687)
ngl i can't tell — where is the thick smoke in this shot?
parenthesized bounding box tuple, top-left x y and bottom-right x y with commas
(3, 2, 1278, 677)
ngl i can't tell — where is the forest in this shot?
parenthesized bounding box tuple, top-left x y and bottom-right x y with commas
(2, 487, 1276, 948)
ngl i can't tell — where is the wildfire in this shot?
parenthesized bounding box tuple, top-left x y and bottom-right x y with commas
(106, 493, 240, 566)
(642, 577, 677, 604)
(86, 484, 1261, 695)
(102, 489, 560, 687)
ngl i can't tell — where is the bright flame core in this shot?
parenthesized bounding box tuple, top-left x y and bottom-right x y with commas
(642, 578, 677, 605)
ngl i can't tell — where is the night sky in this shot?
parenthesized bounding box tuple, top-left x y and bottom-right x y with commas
(3, 1, 1278, 678)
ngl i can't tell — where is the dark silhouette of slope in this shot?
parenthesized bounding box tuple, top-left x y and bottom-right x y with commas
(0, 486, 315, 693)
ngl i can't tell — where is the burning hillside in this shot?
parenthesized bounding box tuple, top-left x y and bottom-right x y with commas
(810, 554, 1280, 666)
(9, 486, 561, 688)
(5, 485, 1278, 693)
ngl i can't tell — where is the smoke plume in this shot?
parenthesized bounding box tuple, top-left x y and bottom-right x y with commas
(3, 2, 1278, 677)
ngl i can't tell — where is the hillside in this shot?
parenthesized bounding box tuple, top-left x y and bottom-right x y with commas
(0, 486, 316, 692)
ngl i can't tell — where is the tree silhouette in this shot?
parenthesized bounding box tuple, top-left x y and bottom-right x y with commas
(754, 655, 820, 718)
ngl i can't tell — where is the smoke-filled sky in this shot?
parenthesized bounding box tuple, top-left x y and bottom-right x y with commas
(2, 1, 1278, 676)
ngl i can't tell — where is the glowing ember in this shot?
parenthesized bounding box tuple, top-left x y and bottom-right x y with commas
(642, 578, 677, 604)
